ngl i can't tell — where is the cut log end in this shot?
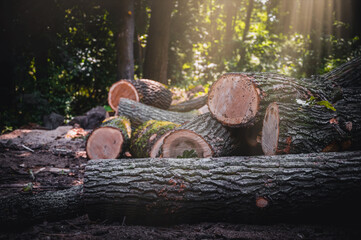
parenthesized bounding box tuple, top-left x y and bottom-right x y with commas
(108, 80, 139, 111)
(150, 131, 172, 158)
(86, 127, 124, 159)
(208, 74, 260, 127)
(162, 130, 213, 158)
(261, 102, 280, 156)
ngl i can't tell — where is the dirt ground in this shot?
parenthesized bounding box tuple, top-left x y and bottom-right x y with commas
(1, 126, 361, 240)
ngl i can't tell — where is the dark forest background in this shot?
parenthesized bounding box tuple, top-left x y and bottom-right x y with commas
(1, 0, 361, 132)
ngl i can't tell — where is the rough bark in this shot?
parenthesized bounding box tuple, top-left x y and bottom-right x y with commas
(130, 120, 180, 158)
(261, 102, 352, 155)
(0, 186, 83, 228)
(84, 151, 361, 225)
(86, 116, 131, 160)
(117, 98, 196, 129)
(208, 57, 361, 127)
(132, 79, 173, 110)
(108, 79, 173, 111)
(143, 0, 174, 84)
(168, 95, 208, 112)
(162, 113, 243, 158)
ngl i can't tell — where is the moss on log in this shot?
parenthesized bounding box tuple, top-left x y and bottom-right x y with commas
(130, 120, 180, 158)
(117, 98, 196, 128)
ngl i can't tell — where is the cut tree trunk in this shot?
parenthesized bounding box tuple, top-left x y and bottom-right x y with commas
(261, 102, 352, 155)
(84, 151, 361, 225)
(86, 116, 131, 160)
(117, 98, 196, 128)
(0, 186, 83, 228)
(130, 120, 180, 158)
(108, 79, 173, 111)
(207, 57, 361, 127)
(168, 95, 208, 112)
(162, 113, 243, 158)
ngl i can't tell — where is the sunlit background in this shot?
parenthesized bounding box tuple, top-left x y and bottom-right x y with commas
(1, 0, 360, 131)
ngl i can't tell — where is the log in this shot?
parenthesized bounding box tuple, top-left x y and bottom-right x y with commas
(117, 98, 196, 128)
(130, 120, 180, 158)
(168, 95, 208, 112)
(161, 113, 243, 158)
(261, 102, 352, 155)
(0, 186, 83, 228)
(207, 57, 361, 127)
(84, 151, 361, 225)
(108, 79, 173, 112)
(316, 55, 361, 89)
(86, 116, 131, 160)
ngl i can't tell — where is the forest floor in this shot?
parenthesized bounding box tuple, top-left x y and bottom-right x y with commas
(1, 126, 361, 239)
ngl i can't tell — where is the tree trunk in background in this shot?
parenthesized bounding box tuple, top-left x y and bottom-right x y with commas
(143, 0, 174, 85)
(223, 0, 238, 59)
(116, 0, 135, 80)
(238, 0, 255, 69)
(0, 1, 16, 114)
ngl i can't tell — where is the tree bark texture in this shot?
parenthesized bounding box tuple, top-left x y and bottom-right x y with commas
(261, 102, 353, 155)
(117, 98, 196, 129)
(108, 79, 173, 111)
(143, 0, 174, 84)
(132, 79, 173, 110)
(168, 95, 208, 112)
(116, 0, 135, 80)
(130, 120, 179, 158)
(0, 186, 83, 229)
(84, 151, 361, 225)
(162, 113, 243, 158)
(208, 57, 361, 128)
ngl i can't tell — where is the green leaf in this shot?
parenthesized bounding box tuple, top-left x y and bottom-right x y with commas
(23, 183, 33, 192)
(103, 105, 114, 112)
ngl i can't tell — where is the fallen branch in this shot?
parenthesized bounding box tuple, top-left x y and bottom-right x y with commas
(169, 95, 208, 112)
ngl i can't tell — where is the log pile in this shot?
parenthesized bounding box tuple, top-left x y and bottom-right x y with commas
(2, 57, 361, 227)
(84, 56, 361, 159)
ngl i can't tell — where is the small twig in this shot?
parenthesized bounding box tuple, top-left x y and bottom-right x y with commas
(21, 144, 34, 152)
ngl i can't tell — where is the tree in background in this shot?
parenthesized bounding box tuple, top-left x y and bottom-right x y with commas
(1, 0, 361, 132)
(143, 0, 175, 85)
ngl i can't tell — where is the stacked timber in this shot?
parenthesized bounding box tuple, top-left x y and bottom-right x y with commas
(86, 57, 361, 159)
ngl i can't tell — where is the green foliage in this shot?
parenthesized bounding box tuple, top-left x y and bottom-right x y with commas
(103, 105, 114, 112)
(1, 0, 360, 132)
(23, 183, 33, 192)
(177, 149, 198, 158)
